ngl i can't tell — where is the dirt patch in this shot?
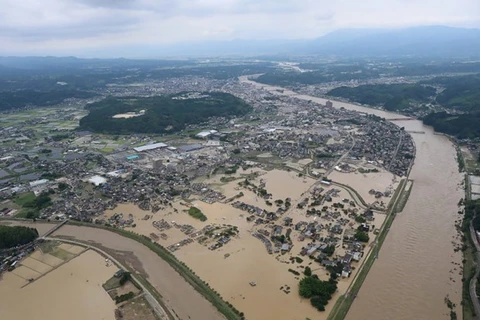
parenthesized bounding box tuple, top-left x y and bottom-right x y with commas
(116, 296, 157, 320)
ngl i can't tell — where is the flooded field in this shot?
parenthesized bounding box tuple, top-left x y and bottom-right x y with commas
(51, 224, 226, 320)
(329, 168, 399, 204)
(0, 248, 116, 320)
(241, 77, 464, 320)
(102, 167, 391, 319)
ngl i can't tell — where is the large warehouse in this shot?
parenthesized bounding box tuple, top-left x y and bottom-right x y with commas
(133, 142, 168, 152)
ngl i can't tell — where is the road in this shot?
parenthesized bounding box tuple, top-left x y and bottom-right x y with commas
(469, 222, 480, 319)
(324, 133, 356, 177)
(386, 132, 403, 172)
(44, 236, 170, 319)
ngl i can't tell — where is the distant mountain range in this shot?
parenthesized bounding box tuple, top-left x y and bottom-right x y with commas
(302, 26, 480, 58)
(124, 25, 480, 58)
(1, 26, 479, 59)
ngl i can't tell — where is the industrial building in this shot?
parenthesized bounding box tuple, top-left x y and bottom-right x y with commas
(195, 130, 218, 139)
(133, 142, 168, 152)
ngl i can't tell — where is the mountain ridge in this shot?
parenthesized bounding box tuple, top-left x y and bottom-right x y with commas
(1, 26, 479, 59)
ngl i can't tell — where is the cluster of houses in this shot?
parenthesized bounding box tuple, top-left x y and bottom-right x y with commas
(1, 242, 37, 274)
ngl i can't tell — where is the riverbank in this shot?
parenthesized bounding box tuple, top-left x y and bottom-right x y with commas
(0, 220, 237, 320)
(241, 76, 464, 320)
(327, 178, 410, 320)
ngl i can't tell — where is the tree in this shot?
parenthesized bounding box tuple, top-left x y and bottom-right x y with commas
(119, 272, 131, 286)
(58, 182, 68, 191)
(298, 276, 337, 299)
(0, 226, 38, 249)
(321, 245, 335, 256)
(355, 230, 370, 242)
(355, 215, 366, 223)
(310, 296, 326, 311)
(304, 266, 312, 276)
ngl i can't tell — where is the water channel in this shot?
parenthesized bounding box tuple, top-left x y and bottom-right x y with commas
(240, 76, 464, 320)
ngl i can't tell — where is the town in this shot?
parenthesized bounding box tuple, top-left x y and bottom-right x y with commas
(0, 72, 415, 320)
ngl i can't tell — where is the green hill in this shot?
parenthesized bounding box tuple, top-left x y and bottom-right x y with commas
(79, 92, 251, 134)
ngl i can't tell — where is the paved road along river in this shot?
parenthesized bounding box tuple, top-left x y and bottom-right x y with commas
(240, 76, 464, 320)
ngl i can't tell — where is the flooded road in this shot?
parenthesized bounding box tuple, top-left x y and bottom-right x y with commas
(241, 76, 464, 320)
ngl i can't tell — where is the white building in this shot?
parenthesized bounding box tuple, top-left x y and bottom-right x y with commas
(196, 130, 218, 139)
(134, 142, 168, 152)
(29, 179, 49, 187)
(87, 175, 107, 186)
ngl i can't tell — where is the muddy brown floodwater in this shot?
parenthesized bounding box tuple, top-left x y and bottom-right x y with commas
(241, 76, 464, 320)
(0, 249, 116, 320)
(52, 224, 226, 320)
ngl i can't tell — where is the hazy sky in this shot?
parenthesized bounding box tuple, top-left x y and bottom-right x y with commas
(1, 0, 479, 56)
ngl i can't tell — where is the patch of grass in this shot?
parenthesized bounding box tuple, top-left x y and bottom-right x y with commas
(457, 147, 465, 172)
(115, 291, 135, 304)
(103, 276, 122, 291)
(14, 208, 39, 219)
(187, 207, 207, 221)
(49, 247, 76, 261)
(465, 159, 480, 175)
(14, 192, 36, 206)
(39, 240, 59, 254)
(100, 147, 115, 153)
(392, 180, 414, 213)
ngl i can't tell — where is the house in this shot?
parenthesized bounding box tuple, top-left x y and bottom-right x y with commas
(295, 221, 306, 231)
(352, 251, 363, 262)
(321, 260, 336, 267)
(359, 223, 370, 232)
(342, 265, 352, 278)
(281, 243, 291, 252)
(331, 224, 343, 234)
(273, 225, 283, 236)
(267, 212, 277, 220)
(319, 243, 328, 251)
(342, 253, 353, 265)
(317, 252, 327, 261)
(307, 244, 320, 256)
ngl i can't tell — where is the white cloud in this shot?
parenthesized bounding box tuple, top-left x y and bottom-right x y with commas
(0, 0, 479, 55)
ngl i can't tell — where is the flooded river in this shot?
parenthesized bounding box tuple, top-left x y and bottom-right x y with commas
(240, 76, 464, 320)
